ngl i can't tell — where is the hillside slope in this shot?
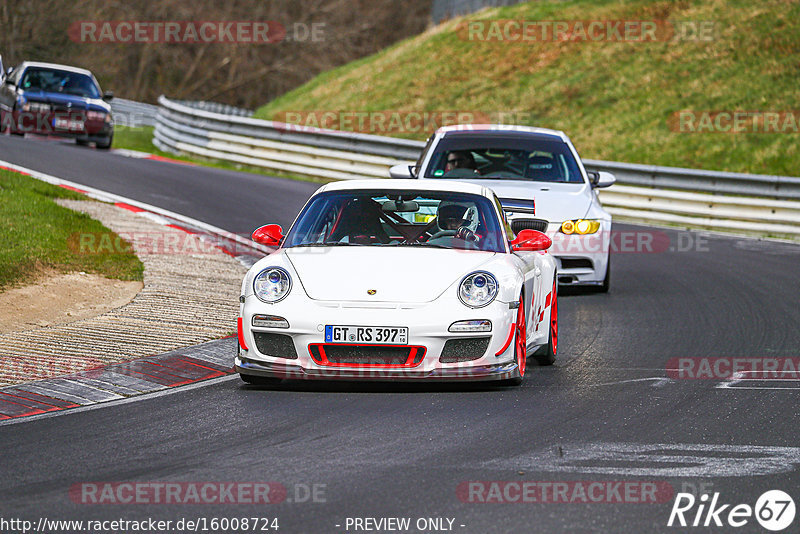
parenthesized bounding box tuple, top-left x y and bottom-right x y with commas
(255, 0, 799, 176)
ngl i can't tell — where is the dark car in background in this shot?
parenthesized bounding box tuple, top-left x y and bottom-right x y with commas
(0, 61, 114, 149)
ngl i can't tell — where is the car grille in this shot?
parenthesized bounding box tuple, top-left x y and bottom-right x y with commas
(439, 337, 490, 363)
(308, 344, 426, 367)
(512, 219, 549, 234)
(560, 258, 594, 270)
(253, 333, 298, 359)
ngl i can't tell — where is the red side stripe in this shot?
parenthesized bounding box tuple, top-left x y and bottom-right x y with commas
(495, 323, 516, 356)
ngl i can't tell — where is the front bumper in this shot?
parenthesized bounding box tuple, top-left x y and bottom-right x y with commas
(547, 224, 610, 286)
(5, 110, 112, 138)
(237, 296, 527, 382)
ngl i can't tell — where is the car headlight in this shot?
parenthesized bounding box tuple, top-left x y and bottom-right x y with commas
(561, 219, 600, 235)
(87, 111, 108, 122)
(458, 272, 498, 308)
(253, 267, 292, 303)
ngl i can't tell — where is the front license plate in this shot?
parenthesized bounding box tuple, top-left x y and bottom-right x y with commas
(53, 118, 84, 131)
(325, 325, 408, 345)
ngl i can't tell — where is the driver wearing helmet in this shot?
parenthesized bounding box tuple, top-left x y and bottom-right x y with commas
(435, 202, 479, 242)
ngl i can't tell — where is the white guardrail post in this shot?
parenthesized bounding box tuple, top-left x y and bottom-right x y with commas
(152, 96, 800, 238)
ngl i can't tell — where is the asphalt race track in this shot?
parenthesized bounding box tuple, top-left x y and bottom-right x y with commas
(1, 135, 799, 533)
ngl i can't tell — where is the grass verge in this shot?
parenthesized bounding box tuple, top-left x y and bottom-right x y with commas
(0, 168, 144, 291)
(254, 0, 799, 177)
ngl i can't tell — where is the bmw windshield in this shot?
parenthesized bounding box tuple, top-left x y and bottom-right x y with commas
(19, 67, 102, 99)
(423, 134, 584, 183)
(283, 190, 507, 252)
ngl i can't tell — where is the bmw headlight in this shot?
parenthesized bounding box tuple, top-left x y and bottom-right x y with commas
(253, 267, 291, 303)
(86, 111, 108, 122)
(561, 219, 600, 235)
(458, 272, 498, 308)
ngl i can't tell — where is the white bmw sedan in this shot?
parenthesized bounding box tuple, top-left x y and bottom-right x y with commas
(236, 179, 558, 386)
(391, 125, 616, 291)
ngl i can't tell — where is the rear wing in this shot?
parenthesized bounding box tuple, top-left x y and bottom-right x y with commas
(499, 198, 535, 216)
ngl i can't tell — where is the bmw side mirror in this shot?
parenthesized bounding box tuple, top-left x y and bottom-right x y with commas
(102, 91, 114, 102)
(588, 170, 616, 188)
(389, 163, 416, 179)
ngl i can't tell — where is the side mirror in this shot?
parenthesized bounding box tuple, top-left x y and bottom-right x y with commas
(252, 224, 284, 246)
(102, 91, 114, 102)
(389, 163, 416, 179)
(510, 229, 552, 252)
(587, 170, 616, 188)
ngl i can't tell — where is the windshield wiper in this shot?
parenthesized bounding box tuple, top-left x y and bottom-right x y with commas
(400, 242, 453, 249)
(292, 242, 360, 247)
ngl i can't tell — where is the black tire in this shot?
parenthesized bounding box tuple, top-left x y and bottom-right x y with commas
(95, 133, 113, 150)
(76, 138, 90, 146)
(533, 279, 558, 366)
(239, 374, 282, 387)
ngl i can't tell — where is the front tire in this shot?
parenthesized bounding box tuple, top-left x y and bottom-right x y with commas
(533, 278, 557, 366)
(95, 133, 113, 150)
(240, 374, 282, 387)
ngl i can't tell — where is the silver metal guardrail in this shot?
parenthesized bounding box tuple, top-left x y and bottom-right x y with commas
(153, 95, 800, 238)
(111, 98, 159, 128)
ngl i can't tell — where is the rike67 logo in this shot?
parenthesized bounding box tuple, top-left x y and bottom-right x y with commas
(668, 490, 795, 531)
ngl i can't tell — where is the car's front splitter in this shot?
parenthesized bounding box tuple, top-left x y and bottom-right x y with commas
(235, 354, 519, 382)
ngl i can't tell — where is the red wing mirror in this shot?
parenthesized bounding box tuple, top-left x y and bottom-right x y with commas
(511, 229, 552, 252)
(252, 224, 284, 246)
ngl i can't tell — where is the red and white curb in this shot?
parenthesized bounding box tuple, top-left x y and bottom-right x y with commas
(0, 160, 276, 422)
(0, 338, 238, 424)
(112, 148, 197, 166)
(0, 159, 273, 267)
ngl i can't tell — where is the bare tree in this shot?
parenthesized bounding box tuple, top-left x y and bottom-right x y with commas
(0, 0, 432, 108)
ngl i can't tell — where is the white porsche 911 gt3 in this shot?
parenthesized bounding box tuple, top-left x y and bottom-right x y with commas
(236, 179, 558, 386)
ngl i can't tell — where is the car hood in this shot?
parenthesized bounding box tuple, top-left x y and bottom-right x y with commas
(21, 90, 109, 112)
(445, 179, 593, 222)
(285, 247, 497, 303)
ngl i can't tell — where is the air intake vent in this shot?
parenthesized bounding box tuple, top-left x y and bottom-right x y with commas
(308, 344, 426, 367)
(512, 219, 548, 234)
(560, 258, 593, 269)
(253, 333, 298, 359)
(439, 337, 490, 363)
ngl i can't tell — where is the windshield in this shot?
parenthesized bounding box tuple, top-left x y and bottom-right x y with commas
(19, 67, 101, 99)
(283, 190, 506, 252)
(423, 134, 584, 183)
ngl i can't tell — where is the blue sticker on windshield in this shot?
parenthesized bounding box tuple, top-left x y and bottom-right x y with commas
(434, 170, 444, 176)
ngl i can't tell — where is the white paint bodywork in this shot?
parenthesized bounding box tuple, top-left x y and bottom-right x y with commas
(413, 125, 612, 287)
(236, 179, 557, 382)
